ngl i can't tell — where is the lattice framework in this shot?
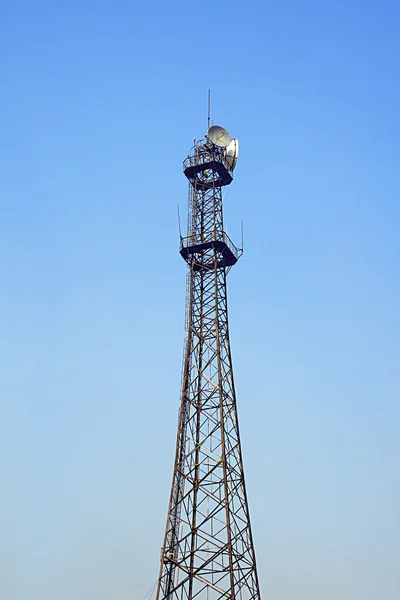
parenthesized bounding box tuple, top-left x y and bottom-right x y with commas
(156, 140, 261, 600)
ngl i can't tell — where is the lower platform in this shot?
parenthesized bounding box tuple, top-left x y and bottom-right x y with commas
(180, 232, 242, 269)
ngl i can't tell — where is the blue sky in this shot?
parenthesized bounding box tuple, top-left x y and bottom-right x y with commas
(1, 1, 399, 599)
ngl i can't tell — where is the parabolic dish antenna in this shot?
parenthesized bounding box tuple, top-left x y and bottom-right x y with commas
(207, 125, 231, 147)
(224, 138, 239, 171)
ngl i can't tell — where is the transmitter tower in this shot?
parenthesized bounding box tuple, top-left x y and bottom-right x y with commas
(156, 123, 261, 600)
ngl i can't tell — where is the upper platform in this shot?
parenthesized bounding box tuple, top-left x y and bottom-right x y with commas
(183, 140, 233, 188)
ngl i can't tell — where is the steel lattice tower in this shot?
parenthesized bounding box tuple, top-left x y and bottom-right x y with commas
(156, 126, 261, 600)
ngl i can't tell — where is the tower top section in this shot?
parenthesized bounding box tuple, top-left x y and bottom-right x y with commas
(180, 123, 242, 270)
(183, 125, 239, 189)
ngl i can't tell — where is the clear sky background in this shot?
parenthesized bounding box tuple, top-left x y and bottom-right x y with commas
(1, 1, 399, 599)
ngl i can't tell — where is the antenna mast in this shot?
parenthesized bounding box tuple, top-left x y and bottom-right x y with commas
(207, 88, 211, 130)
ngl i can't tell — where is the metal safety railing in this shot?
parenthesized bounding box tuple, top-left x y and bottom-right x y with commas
(180, 230, 242, 262)
(183, 141, 224, 172)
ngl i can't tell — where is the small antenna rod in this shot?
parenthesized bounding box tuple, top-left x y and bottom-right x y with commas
(177, 205, 182, 239)
(207, 89, 211, 130)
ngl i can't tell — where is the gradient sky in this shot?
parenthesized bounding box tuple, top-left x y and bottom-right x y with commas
(1, 1, 399, 599)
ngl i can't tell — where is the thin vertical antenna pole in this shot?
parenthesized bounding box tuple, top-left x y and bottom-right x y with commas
(207, 89, 211, 130)
(241, 218, 244, 251)
(177, 205, 182, 239)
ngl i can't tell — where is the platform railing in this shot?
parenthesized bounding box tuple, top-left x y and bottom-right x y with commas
(180, 230, 242, 261)
(183, 142, 224, 172)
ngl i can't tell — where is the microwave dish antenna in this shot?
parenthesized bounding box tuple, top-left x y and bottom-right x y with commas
(224, 138, 239, 171)
(206, 125, 231, 147)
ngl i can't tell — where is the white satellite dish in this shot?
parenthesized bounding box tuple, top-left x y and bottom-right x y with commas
(224, 138, 239, 171)
(206, 125, 231, 147)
